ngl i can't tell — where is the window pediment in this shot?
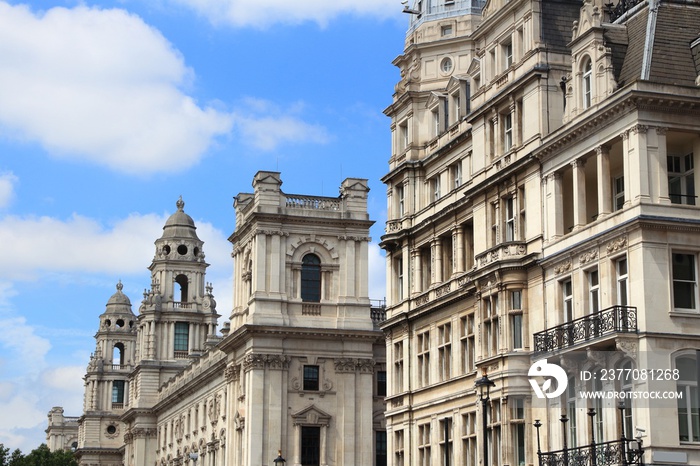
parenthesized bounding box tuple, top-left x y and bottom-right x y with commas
(291, 405, 332, 426)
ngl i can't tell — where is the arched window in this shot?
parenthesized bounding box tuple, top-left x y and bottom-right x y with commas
(113, 343, 125, 366)
(676, 353, 700, 442)
(582, 59, 592, 109)
(175, 274, 189, 302)
(301, 254, 322, 302)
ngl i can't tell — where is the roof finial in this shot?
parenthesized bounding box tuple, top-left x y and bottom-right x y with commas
(176, 196, 185, 212)
(116, 280, 123, 292)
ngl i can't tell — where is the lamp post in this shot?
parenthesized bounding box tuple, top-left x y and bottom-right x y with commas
(273, 450, 286, 465)
(534, 420, 543, 466)
(475, 371, 496, 466)
(560, 414, 569, 466)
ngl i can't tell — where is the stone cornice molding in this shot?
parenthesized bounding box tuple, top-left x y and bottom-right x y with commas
(242, 353, 291, 372)
(334, 358, 376, 373)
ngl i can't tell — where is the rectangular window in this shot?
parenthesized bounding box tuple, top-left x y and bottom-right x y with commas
(399, 122, 409, 152)
(614, 176, 625, 211)
(562, 279, 573, 322)
(441, 25, 453, 36)
(174, 322, 189, 352)
(503, 41, 513, 69)
(588, 269, 600, 314)
(673, 253, 698, 311)
(462, 413, 477, 466)
(112, 380, 125, 404)
(395, 430, 405, 466)
(452, 162, 462, 189)
(433, 110, 440, 137)
(512, 314, 523, 349)
(668, 154, 696, 205)
(418, 423, 431, 466)
(452, 93, 461, 124)
(567, 379, 578, 447)
(440, 418, 453, 466)
(461, 314, 475, 373)
(503, 113, 513, 152)
(433, 176, 442, 201)
(511, 290, 522, 310)
(303, 365, 320, 391)
(616, 257, 628, 306)
(394, 341, 404, 393)
(376, 431, 387, 466)
(511, 398, 526, 466)
(377, 371, 387, 397)
(518, 185, 526, 240)
(505, 197, 515, 242)
(438, 323, 452, 381)
(417, 331, 430, 387)
(396, 257, 404, 302)
(397, 184, 405, 216)
(301, 426, 321, 466)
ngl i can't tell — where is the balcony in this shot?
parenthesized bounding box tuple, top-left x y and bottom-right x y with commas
(534, 305, 637, 353)
(539, 438, 644, 466)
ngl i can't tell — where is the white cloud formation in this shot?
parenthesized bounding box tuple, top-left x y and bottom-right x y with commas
(0, 2, 233, 175)
(233, 98, 331, 151)
(168, 0, 400, 28)
(0, 171, 17, 209)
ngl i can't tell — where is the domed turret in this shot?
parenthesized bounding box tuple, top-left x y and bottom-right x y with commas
(100, 281, 136, 331)
(160, 196, 200, 241)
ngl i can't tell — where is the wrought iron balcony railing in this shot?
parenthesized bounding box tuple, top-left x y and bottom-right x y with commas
(534, 305, 637, 353)
(539, 438, 644, 466)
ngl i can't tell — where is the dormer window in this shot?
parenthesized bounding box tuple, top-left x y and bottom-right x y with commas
(582, 59, 592, 109)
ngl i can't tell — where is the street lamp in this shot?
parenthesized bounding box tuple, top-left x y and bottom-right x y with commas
(273, 450, 286, 465)
(475, 371, 496, 466)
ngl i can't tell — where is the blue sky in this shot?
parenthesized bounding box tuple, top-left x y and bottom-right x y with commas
(0, 0, 405, 452)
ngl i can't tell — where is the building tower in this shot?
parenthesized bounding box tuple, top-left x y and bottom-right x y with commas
(75, 281, 137, 466)
(120, 198, 220, 466)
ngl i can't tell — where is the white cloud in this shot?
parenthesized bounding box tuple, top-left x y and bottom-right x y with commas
(0, 171, 17, 209)
(168, 0, 400, 28)
(0, 2, 232, 175)
(233, 98, 331, 151)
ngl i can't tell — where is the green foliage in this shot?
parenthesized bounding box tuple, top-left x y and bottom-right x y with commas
(0, 444, 77, 466)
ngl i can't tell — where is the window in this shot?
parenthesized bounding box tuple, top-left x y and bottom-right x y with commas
(377, 371, 387, 397)
(397, 184, 405, 216)
(462, 412, 477, 466)
(502, 41, 513, 69)
(417, 331, 430, 387)
(440, 418, 453, 466)
(562, 279, 573, 322)
(394, 341, 404, 393)
(582, 59, 592, 109)
(588, 269, 600, 314)
(174, 322, 189, 352)
(461, 314, 475, 373)
(511, 398, 526, 466)
(676, 353, 700, 442)
(504, 197, 515, 241)
(399, 122, 409, 152)
(376, 431, 387, 466)
(616, 257, 629, 306)
(175, 274, 189, 302)
(418, 423, 431, 466)
(301, 254, 322, 302)
(433, 109, 440, 137)
(668, 154, 696, 205)
(441, 25, 453, 36)
(303, 365, 320, 391)
(301, 426, 321, 466)
(594, 376, 605, 441)
(518, 185, 526, 240)
(512, 314, 523, 349)
(613, 176, 625, 211)
(395, 256, 404, 302)
(112, 380, 125, 404)
(451, 93, 461, 125)
(503, 112, 513, 152)
(441, 57, 453, 74)
(395, 430, 405, 466)
(673, 253, 698, 311)
(511, 290, 522, 310)
(619, 360, 634, 438)
(432, 176, 442, 201)
(567, 377, 578, 447)
(438, 323, 451, 381)
(451, 162, 462, 189)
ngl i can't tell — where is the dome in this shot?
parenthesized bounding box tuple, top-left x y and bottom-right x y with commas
(161, 197, 200, 240)
(103, 281, 135, 317)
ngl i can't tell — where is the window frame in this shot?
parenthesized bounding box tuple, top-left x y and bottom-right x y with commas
(301, 253, 322, 303)
(303, 365, 320, 391)
(672, 252, 699, 312)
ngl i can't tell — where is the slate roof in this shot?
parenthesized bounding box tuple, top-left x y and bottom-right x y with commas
(542, 0, 583, 53)
(612, 0, 700, 87)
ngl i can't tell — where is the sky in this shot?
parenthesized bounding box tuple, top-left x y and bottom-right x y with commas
(0, 0, 407, 452)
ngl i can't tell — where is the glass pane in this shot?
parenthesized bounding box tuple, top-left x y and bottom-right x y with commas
(678, 357, 697, 381)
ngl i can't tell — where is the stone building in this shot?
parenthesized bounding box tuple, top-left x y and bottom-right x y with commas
(47, 172, 387, 466)
(381, 1, 700, 466)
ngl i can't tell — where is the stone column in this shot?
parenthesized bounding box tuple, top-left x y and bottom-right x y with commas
(433, 239, 443, 284)
(620, 130, 632, 207)
(655, 127, 671, 204)
(453, 226, 465, 273)
(412, 249, 422, 294)
(596, 146, 612, 217)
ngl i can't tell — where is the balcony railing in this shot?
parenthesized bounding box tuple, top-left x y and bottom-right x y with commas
(539, 438, 644, 466)
(534, 305, 637, 353)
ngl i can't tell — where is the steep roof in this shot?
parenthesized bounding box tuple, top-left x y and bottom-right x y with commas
(542, 0, 584, 53)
